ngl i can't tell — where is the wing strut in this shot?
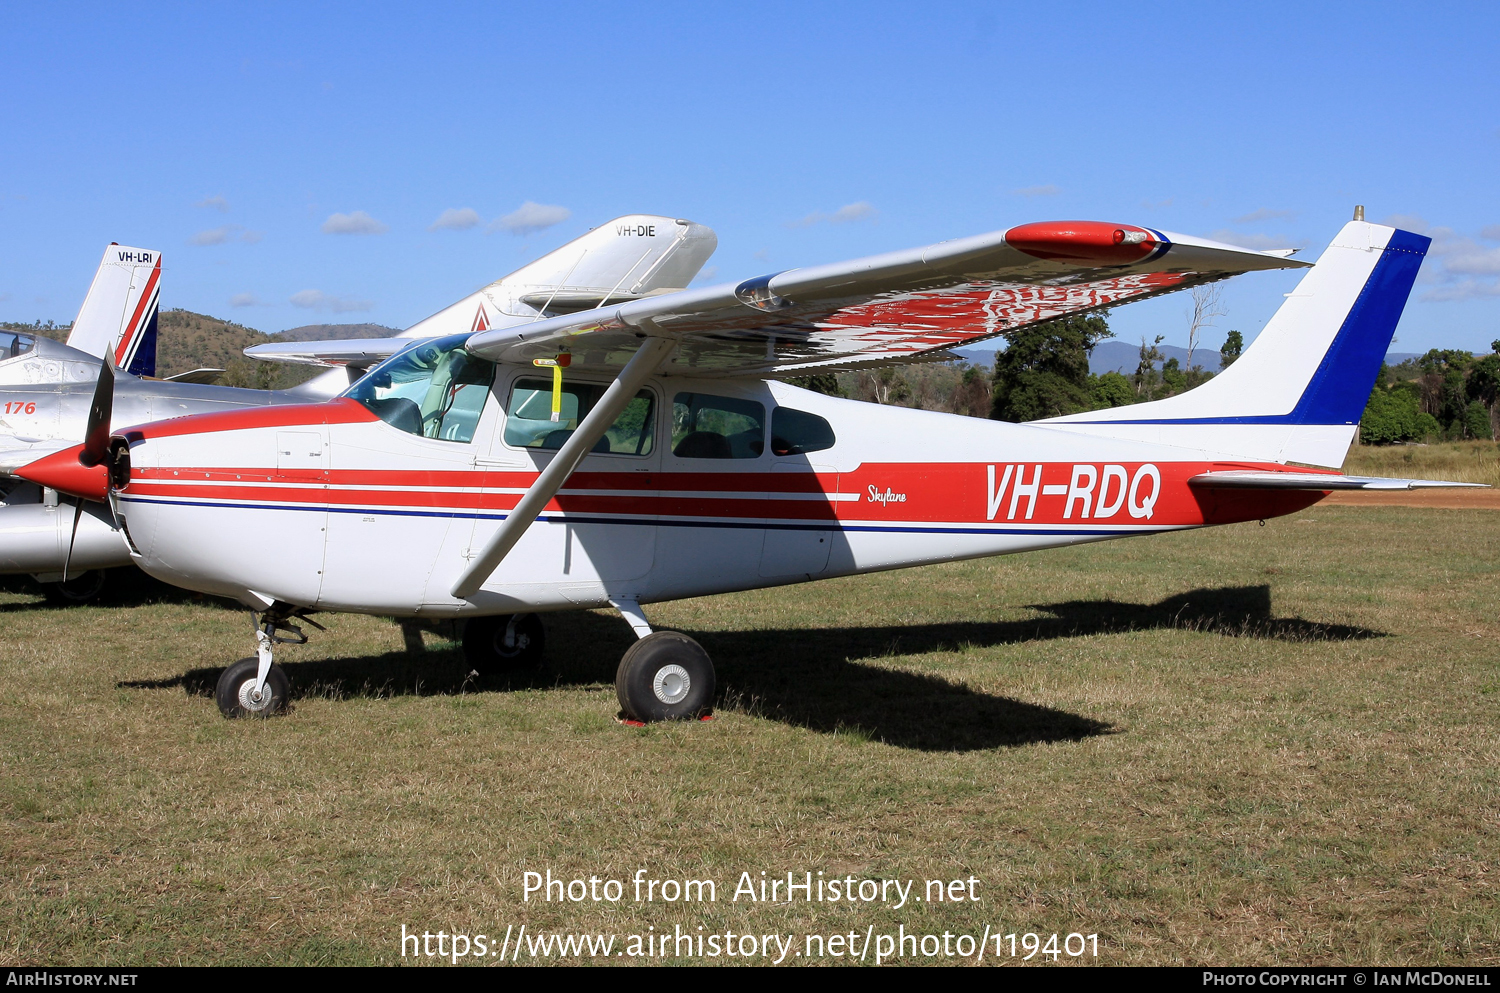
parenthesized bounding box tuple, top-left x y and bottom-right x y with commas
(450, 334, 678, 599)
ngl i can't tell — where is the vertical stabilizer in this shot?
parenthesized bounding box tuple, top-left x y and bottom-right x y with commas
(66, 245, 162, 376)
(1037, 220, 1430, 467)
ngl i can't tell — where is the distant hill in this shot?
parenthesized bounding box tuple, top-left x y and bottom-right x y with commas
(274, 322, 402, 342)
(154, 310, 319, 389)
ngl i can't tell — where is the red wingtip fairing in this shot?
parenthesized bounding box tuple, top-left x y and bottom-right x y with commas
(1006, 221, 1159, 263)
(13, 444, 111, 502)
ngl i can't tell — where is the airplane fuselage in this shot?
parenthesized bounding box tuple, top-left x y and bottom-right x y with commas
(0, 337, 316, 575)
(110, 370, 1322, 617)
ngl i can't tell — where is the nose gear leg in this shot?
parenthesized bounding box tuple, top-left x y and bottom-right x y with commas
(248, 603, 325, 698)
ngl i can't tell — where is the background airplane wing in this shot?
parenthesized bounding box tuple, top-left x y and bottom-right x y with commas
(243, 338, 411, 368)
(463, 221, 1309, 377)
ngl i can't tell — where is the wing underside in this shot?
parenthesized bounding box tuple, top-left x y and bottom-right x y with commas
(463, 221, 1309, 376)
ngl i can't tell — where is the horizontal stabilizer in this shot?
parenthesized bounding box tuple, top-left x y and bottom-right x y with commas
(161, 368, 225, 385)
(1189, 470, 1487, 491)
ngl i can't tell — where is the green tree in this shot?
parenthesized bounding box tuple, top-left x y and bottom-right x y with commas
(789, 373, 844, 397)
(1464, 400, 1494, 441)
(1134, 335, 1165, 399)
(1359, 386, 1421, 444)
(1090, 370, 1135, 408)
(990, 313, 1112, 422)
(1161, 356, 1187, 394)
(1220, 330, 1243, 369)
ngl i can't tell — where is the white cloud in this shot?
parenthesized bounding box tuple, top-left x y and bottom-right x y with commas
(321, 210, 388, 235)
(830, 201, 876, 223)
(1380, 214, 1500, 300)
(190, 226, 233, 246)
(429, 207, 481, 231)
(0, 292, 10, 302)
(1421, 280, 1500, 302)
(690, 266, 720, 285)
(1141, 197, 1174, 210)
(1012, 184, 1061, 198)
(488, 201, 571, 235)
(290, 289, 373, 313)
(1232, 208, 1296, 224)
(195, 195, 229, 212)
(1482, 224, 1500, 241)
(786, 201, 878, 228)
(1206, 229, 1305, 251)
(229, 293, 263, 307)
(190, 225, 261, 246)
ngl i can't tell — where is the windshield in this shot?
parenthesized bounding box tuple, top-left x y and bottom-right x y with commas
(343, 334, 495, 443)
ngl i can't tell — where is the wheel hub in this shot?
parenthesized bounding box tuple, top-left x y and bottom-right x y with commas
(652, 664, 690, 704)
(238, 680, 273, 712)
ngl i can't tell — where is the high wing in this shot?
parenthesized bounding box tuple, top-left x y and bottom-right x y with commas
(462, 220, 1309, 376)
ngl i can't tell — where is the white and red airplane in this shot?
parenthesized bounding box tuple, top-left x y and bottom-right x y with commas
(14, 212, 1473, 722)
(0, 218, 717, 598)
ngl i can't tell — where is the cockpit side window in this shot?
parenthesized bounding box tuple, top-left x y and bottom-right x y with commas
(343, 334, 495, 443)
(770, 407, 835, 455)
(0, 333, 36, 362)
(503, 379, 656, 455)
(671, 393, 765, 459)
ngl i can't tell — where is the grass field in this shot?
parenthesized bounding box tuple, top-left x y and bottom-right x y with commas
(2, 501, 1498, 966)
(1345, 439, 1500, 487)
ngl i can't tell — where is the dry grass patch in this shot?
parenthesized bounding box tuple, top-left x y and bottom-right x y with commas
(1, 504, 1497, 965)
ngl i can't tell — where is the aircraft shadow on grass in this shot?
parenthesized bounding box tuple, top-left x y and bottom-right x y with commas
(116, 584, 1384, 753)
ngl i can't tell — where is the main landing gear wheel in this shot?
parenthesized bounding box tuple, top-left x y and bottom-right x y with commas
(215, 657, 289, 718)
(615, 631, 715, 723)
(39, 569, 107, 605)
(463, 613, 546, 673)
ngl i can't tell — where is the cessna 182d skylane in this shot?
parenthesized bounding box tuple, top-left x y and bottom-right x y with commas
(0, 218, 718, 600)
(13, 212, 1476, 723)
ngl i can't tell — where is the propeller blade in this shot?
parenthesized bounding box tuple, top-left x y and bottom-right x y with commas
(79, 358, 115, 468)
(62, 498, 85, 583)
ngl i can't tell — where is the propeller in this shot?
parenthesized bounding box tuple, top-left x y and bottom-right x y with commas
(62, 357, 116, 583)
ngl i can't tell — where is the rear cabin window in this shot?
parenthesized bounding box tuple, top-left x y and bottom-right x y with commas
(504, 379, 656, 455)
(770, 407, 835, 456)
(672, 393, 765, 459)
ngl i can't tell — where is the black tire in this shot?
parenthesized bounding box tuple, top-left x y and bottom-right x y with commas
(38, 570, 107, 605)
(462, 613, 546, 673)
(615, 631, 715, 722)
(215, 657, 289, 718)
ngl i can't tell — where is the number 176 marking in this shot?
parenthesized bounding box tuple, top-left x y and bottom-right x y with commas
(3, 402, 36, 415)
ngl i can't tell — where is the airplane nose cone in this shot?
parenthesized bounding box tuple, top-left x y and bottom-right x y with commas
(13, 444, 110, 502)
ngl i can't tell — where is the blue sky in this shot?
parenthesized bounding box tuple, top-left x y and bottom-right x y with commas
(2, 1, 1497, 355)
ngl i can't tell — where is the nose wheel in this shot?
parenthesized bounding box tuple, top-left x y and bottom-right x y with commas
(215, 656, 289, 717)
